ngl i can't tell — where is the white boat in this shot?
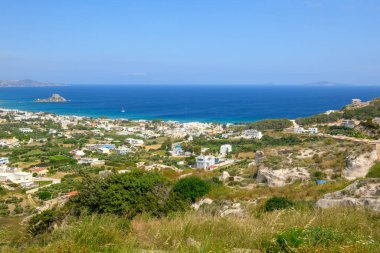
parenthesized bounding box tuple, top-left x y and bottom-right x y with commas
(121, 107, 125, 113)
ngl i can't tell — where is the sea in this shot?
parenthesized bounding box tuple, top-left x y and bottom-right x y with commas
(0, 85, 380, 123)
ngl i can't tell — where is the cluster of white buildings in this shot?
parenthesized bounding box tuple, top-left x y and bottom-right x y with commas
(0, 164, 34, 188)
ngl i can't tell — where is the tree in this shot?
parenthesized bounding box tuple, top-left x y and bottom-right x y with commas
(28, 209, 63, 236)
(161, 138, 172, 151)
(193, 146, 201, 155)
(173, 176, 210, 203)
(37, 191, 52, 200)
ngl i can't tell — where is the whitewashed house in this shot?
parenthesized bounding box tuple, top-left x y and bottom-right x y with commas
(19, 128, 33, 133)
(125, 138, 144, 146)
(13, 172, 33, 182)
(220, 144, 232, 156)
(294, 127, 318, 134)
(243, 129, 263, 139)
(0, 157, 9, 164)
(196, 155, 216, 169)
(308, 127, 318, 134)
(115, 146, 133, 155)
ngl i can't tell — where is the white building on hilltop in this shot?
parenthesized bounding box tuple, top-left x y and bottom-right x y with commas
(243, 129, 263, 139)
(196, 155, 216, 169)
(294, 127, 318, 134)
(220, 144, 232, 156)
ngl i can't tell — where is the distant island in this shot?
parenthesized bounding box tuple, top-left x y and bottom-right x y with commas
(35, 93, 69, 103)
(302, 81, 353, 87)
(0, 79, 63, 87)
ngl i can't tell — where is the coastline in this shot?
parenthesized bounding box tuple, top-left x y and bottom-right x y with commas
(1, 85, 380, 123)
(0, 106, 262, 124)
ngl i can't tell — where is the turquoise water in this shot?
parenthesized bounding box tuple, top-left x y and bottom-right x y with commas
(0, 85, 379, 122)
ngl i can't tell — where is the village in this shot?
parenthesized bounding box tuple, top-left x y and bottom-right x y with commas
(0, 98, 379, 218)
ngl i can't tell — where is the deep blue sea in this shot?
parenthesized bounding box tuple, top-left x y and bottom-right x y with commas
(0, 85, 380, 123)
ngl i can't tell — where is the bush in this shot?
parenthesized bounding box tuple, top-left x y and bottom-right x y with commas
(272, 226, 343, 252)
(37, 191, 52, 200)
(13, 205, 24, 214)
(0, 186, 5, 195)
(173, 176, 211, 203)
(73, 170, 187, 218)
(367, 163, 380, 178)
(28, 209, 64, 236)
(264, 196, 294, 212)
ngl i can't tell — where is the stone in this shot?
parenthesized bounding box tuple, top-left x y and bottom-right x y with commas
(343, 149, 378, 180)
(316, 179, 380, 212)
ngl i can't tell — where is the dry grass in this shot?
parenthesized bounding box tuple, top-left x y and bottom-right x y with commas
(144, 144, 161, 151)
(207, 180, 351, 202)
(2, 207, 379, 253)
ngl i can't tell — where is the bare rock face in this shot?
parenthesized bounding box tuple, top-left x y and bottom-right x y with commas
(255, 151, 265, 165)
(343, 149, 378, 180)
(256, 166, 310, 187)
(316, 179, 380, 212)
(191, 198, 213, 210)
(219, 171, 231, 182)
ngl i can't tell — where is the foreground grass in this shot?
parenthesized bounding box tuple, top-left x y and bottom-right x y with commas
(2, 207, 379, 253)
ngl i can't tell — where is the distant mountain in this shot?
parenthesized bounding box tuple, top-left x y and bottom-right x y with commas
(0, 79, 63, 87)
(303, 81, 353, 87)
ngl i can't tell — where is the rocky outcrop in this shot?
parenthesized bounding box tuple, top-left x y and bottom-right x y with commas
(342, 149, 378, 180)
(191, 198, 213, 210)
(219, 171, 231, 181)
(35, 93, 68, 102)
(316, 179, 380, 212)
(220, 202, 245, 217)
(256, 166, 310, 187)
(255, 151, 265, 165)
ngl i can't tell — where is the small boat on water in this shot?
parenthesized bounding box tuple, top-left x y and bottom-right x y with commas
(121, 107, 125, 113)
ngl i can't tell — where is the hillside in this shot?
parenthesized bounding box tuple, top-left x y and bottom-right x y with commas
(0, 79, 62, 87)
(296, 97, 380, 124)
(0, 99, 380, 252)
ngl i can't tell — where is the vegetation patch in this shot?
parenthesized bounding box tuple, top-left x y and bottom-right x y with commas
(264, 196, 294, 212)
(367, 162, 380, 178)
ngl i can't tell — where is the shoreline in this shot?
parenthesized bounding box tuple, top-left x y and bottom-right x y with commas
(0, 106, 274, 124)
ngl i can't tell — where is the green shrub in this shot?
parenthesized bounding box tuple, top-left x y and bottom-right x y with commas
(173, 176, 211, 203)
(73, 170, 187, 218)
(0, 186, 5, 195)
(264, 196, 294, 212)
(272, 226, 343, 252)
(367, 163, 380, 178)
(13, 205, 24, 214)
(37, 191, 52, 200)
(28, 209, 64, 236)
(0, 203, 10, 216)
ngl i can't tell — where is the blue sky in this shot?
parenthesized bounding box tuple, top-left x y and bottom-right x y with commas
(1, 0, 380, 85)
